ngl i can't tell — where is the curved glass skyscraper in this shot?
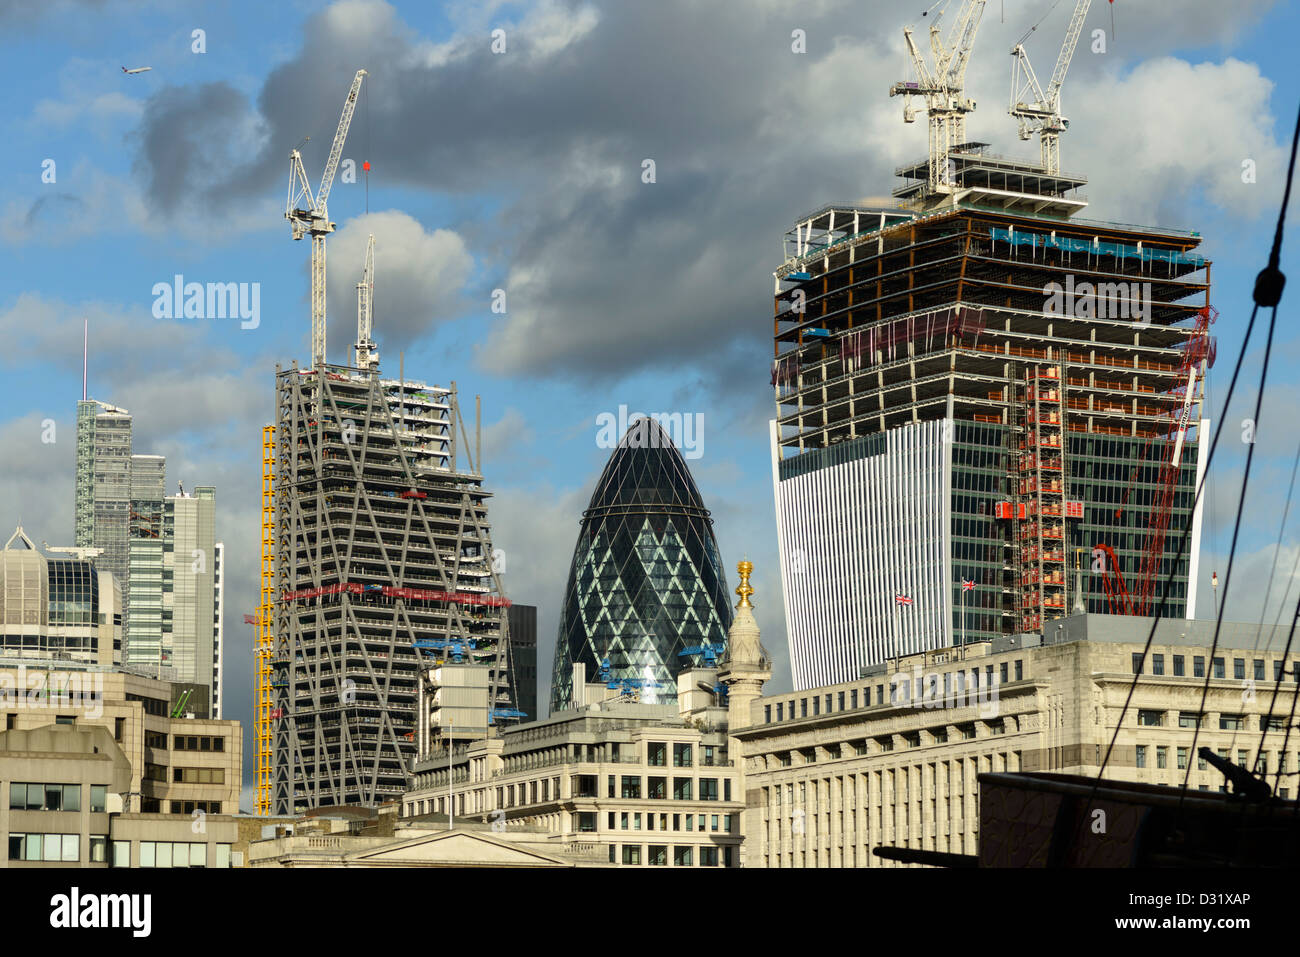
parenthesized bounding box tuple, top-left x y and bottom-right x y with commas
(549, 418, 733, 713)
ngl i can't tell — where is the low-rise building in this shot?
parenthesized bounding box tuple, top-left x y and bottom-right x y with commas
(734, 613, 1300, 867)
(0, 723, 237, 868)
(0, 659, 241, 817)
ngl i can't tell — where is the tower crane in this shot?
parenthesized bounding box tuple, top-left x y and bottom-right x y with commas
(1009, 0, 1091, 175)
(889, 0, 987, 194)
(354, 233, 378, 371)
(285, 68, 367, 369)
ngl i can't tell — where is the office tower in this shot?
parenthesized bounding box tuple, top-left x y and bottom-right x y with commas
(771, 148, 1211, 689)
(0, 526, 123, 665)
(75, 400, 133, 602)
(125, 455, 165, 668)
(212, 541, 225, 719)
(164, 486, 220, 710)
(507, 603, 537, 723)
(549, 419, 733, 714)
(271, 365, 513, 813)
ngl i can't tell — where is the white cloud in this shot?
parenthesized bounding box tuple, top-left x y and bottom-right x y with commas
(325, 210, 473, 355)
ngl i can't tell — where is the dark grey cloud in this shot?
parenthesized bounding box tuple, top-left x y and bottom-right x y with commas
(126, 0, 1286, 394)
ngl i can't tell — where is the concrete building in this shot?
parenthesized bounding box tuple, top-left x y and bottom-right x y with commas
(0, 723, 238, 867)
(0, 527, 122, 666)
(732, 613, 1300, 867)
(770, 145, 1212, 689)
(75, 400, 133, 604)
(125, 454, 165, 669)
(164, 486, 222, 711)
(403, 562, 771, 868)
(270, 362, 515, 814)
(0, 660, 241, 817)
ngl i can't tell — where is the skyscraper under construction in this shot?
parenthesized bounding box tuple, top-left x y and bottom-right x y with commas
(771, 150, 1213, 690)
(269, 364, 515, 813)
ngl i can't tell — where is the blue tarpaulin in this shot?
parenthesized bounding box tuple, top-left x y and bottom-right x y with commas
(988, 227, 1205, 268)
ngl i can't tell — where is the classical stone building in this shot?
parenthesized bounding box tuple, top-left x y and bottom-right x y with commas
(403, 562, 772, 868)
(734, 613, 1300, 867)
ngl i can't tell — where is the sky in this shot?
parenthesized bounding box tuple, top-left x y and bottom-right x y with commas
(1, 0, 1298, 809)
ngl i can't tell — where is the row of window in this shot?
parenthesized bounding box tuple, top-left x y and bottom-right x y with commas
(1133, 654, 1299, 682)
(610, 844, 732, 866)
(8, 833, 100, 862)
(595, 811, 734, 833)
(1134, 743, 1296, 780)
(607, 775, 727, 801)
(138, 841, 231, 868)
(9, 783, 108, 813)
(172, 735, 225, 752)
(764, 664, 1025, 725)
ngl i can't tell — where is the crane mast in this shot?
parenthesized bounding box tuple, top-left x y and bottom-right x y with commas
(890, 0, 987, 194)
(1009, 0, 1091, 174)
(354, 233, 378, 372)
(285, 68, 367, 369)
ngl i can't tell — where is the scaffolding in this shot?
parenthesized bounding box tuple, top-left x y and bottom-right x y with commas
(271, 364, 515, 814)
(256, 424, 275, 815)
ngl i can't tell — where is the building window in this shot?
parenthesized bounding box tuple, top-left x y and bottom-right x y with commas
(1213, 657, 1225, 679)
(1177, 747, 1188, 770)
(764, 705, 772, 723)
(607, 775, 615, 798)
(621, 776, 641, 799)
(812, 697, 820, 716)
(1275, 660, 1286, 682)
(609, 845, 616, 864)
(1254, 659, 1265, 681)
(674, 845, 693, 866)
(1233, 658, 1246, 680)
(775, 703, 783, 721)
(648, 777, 666, 800)
(1015, 659, 1023, 681)
(112, 841, 130, 867)
(1135, 745, 1147, 769)
(800, 699, 808, 718)
(802, 747, 816, 764)
(673, 778, 692, 801)
(1193, 656, 1205, 678)
(621, 845, 641, 865)
(850, 689, 858, 709)
(700, 847, 719, 867)
(673, 743, 693, 767)
(1220, 714, 1245, 731)
(1156, 747, 1168, 769)
(1131, 654, 1144, 675)
(724, 779, 731, 802)
(1178, 712, 1201, 729)
(699, 779, 719, 801)
(1000, 662, 1008, 684)
(837, 691, 845, 711)
(647, 742, 666, 766)
(1173, 655, 1185, 677)
(171, 767, 224, 785)
(1151, 655, 1164, 676)
(1138, 710, 1163, 727)
(702, 745, 717, 767)
(648, 845, 667, 866)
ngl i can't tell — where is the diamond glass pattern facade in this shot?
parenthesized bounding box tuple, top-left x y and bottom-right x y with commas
(549, 420, 732, 714)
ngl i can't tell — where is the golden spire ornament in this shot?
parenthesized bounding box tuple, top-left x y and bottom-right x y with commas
(736, 559, 754, 609)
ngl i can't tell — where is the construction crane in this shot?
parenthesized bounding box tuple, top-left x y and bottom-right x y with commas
(285, 68, 367, 369)
(1096, 306, 1216, 616)
(676, 639, 723, 667)
(354, 233, 378, 371)
(1008, 0, 1091, 174)
(889, 0, 987, 193)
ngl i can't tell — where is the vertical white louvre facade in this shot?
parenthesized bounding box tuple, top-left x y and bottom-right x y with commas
(771, 419, 952, 690)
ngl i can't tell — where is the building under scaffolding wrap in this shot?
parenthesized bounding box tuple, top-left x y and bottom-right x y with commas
(771, 144, 1214, 691)
(269, 363, 515, 813)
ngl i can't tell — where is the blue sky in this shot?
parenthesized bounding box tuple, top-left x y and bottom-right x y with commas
(1, 0, 1297, 806)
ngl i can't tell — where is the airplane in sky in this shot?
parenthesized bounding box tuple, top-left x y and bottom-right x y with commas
(121, 66, 152, 75)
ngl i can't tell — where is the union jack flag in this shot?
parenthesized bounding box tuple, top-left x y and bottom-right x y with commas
(894, 594, 913, 606)
(961, 579, 976, 592)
